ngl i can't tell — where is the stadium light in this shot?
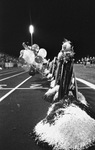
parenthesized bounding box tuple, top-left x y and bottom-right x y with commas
(29, 25, 34, 47)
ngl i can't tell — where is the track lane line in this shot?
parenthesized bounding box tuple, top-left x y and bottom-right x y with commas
(0, 70, 23, 76)
(76, 77, 95, 90)
(0, 85, 92, 91)
(0, 87, 49, 90)
(0, 71, 27, 81)
(0, 76, 32, 102)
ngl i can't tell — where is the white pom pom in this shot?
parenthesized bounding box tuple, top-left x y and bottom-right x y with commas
(21, 49, 35, 64)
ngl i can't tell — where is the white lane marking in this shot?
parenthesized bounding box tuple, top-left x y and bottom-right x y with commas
(0, 76, 32, 102)
(0, 87, 91, 90)
(0, 84, 7, 89)
(0, 84, 7, 86)
(76, 77, 95, 90)
(0, 70, 22, 76)
(0, 71, 27, 81)
(30, 87, 48, 89)
(30, 83, 49, 89)
(78, 87, 92, 89)
(0, 87, 49, 90)
(30, 83, 42, 88)
(0, 68, 20, 74)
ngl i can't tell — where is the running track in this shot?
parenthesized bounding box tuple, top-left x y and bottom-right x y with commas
(0, 67, 95, 150)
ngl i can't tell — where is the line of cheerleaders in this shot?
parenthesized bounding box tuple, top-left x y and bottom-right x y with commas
(19, 39, 95, 150)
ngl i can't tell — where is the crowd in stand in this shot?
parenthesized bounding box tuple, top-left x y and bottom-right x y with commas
(0, 52, 21, 69)
(77, 56, 95, 66)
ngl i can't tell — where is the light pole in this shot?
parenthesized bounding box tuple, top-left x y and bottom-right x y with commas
(29, 25, 34, 48)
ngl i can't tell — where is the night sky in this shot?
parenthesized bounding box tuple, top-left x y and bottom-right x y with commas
(0, 0, 95, 60)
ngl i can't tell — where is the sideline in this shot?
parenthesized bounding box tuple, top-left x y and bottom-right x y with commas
(0, 70, 23, 76)
(0, 68, 21, 74)
(0, 76, 32, 102)
(76, 77, 95, 90)
(0, 71, 27, 81)
(0, 87, 49, 90)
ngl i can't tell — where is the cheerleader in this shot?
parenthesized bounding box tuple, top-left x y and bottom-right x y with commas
(33, 40, 95, 150)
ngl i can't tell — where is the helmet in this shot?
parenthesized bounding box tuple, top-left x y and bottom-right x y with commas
(31, 44, 39, 52)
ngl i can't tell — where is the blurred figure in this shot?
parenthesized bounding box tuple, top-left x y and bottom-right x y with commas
(31, 44, 40, 55)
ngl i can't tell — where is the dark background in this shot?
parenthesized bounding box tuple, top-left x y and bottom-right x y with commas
(0, 0, 95, 60)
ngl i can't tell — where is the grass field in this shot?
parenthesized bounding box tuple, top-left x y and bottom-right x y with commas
(74, 64, 95, 84)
